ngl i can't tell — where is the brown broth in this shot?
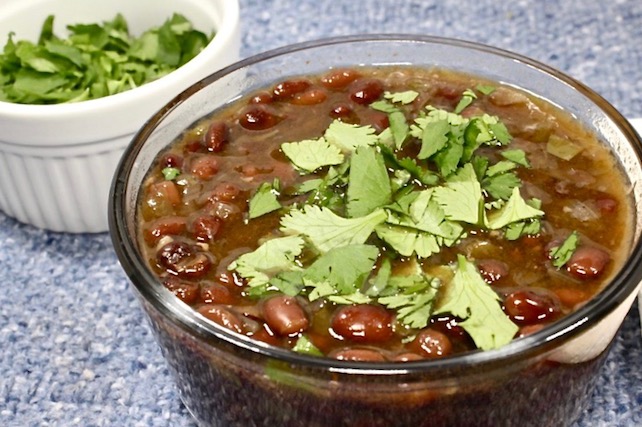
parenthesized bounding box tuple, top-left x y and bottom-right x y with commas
(136, 67, 632, 361)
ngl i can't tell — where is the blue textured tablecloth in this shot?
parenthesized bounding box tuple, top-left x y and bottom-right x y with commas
(1, 1, 641, 426)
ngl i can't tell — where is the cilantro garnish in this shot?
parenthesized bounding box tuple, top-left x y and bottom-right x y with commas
(434, 255, 518, 350)
(292, 335, 323, 356)
(248, 179, 282, 219)
(162, 167, 180, 181)
(549, 231, 580, 268)
(0, 14, 212, 104)
(227, 84, 551, 353)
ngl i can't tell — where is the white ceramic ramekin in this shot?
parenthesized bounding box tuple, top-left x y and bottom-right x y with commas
(0, 0, 240, 232)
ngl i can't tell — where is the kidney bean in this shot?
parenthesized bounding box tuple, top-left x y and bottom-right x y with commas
(251, 325, 280, 346)
(249, 91, 273, 104)
(159, 152, 183, 169)
(329, 103, 359, 123)
(349, 78, 384, 105)
(291, 88, 328, 105)
(262, 295, 309, 336)
(321, 68, 361, 89)
(190, 155, 219, 180)
(143, 216, 187, 245)
(430, 315, 467, 339)
(143, 181, 181, 218)
(157, 241, 212, 279)
(216, 271, 246, 288)
(190, 214, 222, 242)
(209, 182, 242, 203)
(566, 246, 610, 280)
(204, 121, 229, 152)
(408, 329, 453, 359)
(503, 288, 561, 325)
(392, 352, 424, 362)
(477, 259, 509, 284)
(162, 276, 199, 304)
(272, 80, 311, 101)
(368, 111, 390, 133)
(183, 139, 204, 153)
(200, 281, 234, 305)
(329, 347, 386, 362)
(239, 105, 282, 130)
(197, 305, 244, 334)
(331, 304, 393, 343)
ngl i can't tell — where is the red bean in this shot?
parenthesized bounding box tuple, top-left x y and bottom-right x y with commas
(197, 305, 244, 334)
(200, 281, 234, 304)
(329, 103, 359, 123)
(162, 276, 199, 304)
(329, 347, 386, 362)
(566, 246, 610, 280)
(216, 271, 246, 288)
(477, 259, 509, 284)
(142, 181, 181, 218)
(429, 315, 467, 339)
(368, 111, 390, 133)
(249, 91, 273, 104)
(239, 105, 282, 130)
(291, 89, 328, 105)
(262, 295, 309, 336)
(204, 121, 229, 152)
(159, 153, 183, 169)
(331, 304, 393, 343)
(553, 287, 590, 307)
(143, 216, 187, 245)
(408, 329, 453, 359)
(190, 155, 219, 180)
(321, 68, 361, 90)
(349, 78, 384, 105)
(157, 241, 212, 279)
(190, 214, 222, 242)
(517, 324, 545, 338)
(392, 352, 423, 362)
(503, 289, 561, 325)
(183, 139, 204, 153)
(272, 80, 311, 101)
(209, 182, 242, 202)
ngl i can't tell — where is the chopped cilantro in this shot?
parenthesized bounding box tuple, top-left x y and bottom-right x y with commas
(434, 255, 518, 350)
(0, 14, 212, 104)
(378, 274, 440, 329)
(384, 90, 419, 104)
(280, 205, 387, 253)
(501, 149, 530, 167)
(324, 120, 378, 152)
(454, 88, 477, 114)
(547, 135, 583, 161)
(162, 167, 180, 181)
(347, 146, 392, 218)
(433, 164, 485, 225)
(475, 84, 496, 95)
(248, 179, 282, 219)
(487, 187, 544, 230)
(281, 138, 344, 172)
(292, 335, 323, 356)
(549, 231, 580, 268)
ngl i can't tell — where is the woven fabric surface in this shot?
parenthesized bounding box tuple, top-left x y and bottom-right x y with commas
(1, 0, 641, 426)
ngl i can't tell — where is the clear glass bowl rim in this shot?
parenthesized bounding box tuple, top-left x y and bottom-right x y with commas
(109, 33, 642, 375)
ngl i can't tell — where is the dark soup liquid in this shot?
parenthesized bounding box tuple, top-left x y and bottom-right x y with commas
(137, 67, 632, 362)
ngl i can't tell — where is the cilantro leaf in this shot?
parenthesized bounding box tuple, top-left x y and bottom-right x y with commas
(375, 223, 442, 258)
(547, 135, 583, 161)
(228, 236, 305, 288)
(454, 88, 477, 114)
(475, 84, 496, 95)
(281, 138, 344, 173)
(482, 169, 521, 201)
(433, 164, 485, 225)
(549, 231, 579, 268)
(347, 146, 392, 218)
(248, 180, 282, 219)
(434, 255, 518, 350)
(501, 149, 530, 167)
(486, 187, 544, 230)
(292, 335, 323, 356)
(280, 205, 387, 253)
(324, 120, 378, 152)
(161, 167, 180, 181)
(417, 118, 450, 160)
(384, 90, 419, 104)
(378, 274, 440, 329)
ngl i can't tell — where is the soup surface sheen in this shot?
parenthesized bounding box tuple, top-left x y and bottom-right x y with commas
(137, 67, 631, 362)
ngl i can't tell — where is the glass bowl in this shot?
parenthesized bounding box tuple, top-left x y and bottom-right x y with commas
(109, 35, 642, 427)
